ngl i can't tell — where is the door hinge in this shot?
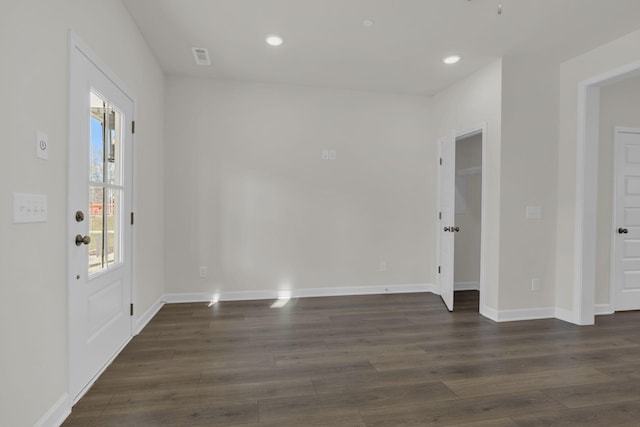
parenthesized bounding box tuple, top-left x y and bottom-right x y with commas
(130, 303, 134, 316)
(131, 120, 136, 134)
(131, 212, 134, 225)
(438, 266, 441, 274)
(440, 157, 442, 165)
(439, 212, 442, 220)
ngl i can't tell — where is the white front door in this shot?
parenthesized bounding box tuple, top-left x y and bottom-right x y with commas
(438, 133, 456, 311)
(68, 38, 134, 401)
(613, 128, 640, 311)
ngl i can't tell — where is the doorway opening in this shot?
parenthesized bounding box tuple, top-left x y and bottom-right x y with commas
(454, 133, 483, 312)
(437, 125, 487, 313)
(575, 60, 640, 325)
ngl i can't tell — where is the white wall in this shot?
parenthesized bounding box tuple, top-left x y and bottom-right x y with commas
(0, 1, 164, 425)
(455, 134, 482, 286)
(499, 53, 560, 311)
(164, 78, 432, 297)
(556, 28, 640, 314)
(431, 60, 502, 311)
(595, 74, 640, 304)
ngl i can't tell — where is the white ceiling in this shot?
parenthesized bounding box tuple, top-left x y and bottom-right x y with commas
(122, 0, 640, 96)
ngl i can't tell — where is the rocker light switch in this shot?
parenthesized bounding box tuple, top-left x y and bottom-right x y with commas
(13, 193, 48, 223)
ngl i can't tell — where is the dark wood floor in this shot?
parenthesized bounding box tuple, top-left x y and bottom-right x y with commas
(63, 291, 640, 426)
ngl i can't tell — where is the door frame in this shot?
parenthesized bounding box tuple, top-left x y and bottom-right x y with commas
(436, 123, 488, 313)
(67, 32, 137, 402)
(574, 60, 640, 325)
(610, 127, 640, 311)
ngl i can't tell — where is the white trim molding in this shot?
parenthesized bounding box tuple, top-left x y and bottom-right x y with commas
(481, 305, 499, 322)
(595, 304, 614, 316)
(134, 295, 165, 335)
(34, 394, 70, 427)
(491, 307, 556, 323)
(554, 307, 575, 324)
(164, 284, 435, 305)
(292, 283, 434, 298)
(574, 59, 640, 325)
(482, 306, 561, 323)
(454, 282, 480, 291)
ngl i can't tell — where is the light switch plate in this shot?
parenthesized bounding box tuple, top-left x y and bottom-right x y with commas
(13, 193, 47, 223)
(36, 131, 49, 160)
(526, 206, 542, 220)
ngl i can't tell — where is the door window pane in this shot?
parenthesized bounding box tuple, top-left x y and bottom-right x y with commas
(88, 89, 125, 277)
(106, 188, 121, 267)
(90, 92, 105, 183)
(107, 106, 122, 185)
(89, 186, 104, 274)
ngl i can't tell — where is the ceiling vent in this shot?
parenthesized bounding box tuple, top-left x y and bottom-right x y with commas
(192, 47, 211, 65)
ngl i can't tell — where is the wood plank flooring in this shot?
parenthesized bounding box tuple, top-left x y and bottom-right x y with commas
(62, 291, 640, 426)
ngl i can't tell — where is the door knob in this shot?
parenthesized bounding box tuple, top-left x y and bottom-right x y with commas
(453, 227, 460, 232)
(75, 234, 91, 246)
(618, 228, 629, 234)
(444, 226, 451, 232)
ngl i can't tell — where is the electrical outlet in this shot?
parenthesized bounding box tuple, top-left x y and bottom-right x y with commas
(199, 266, 208, 278)
(531, 278, 541, 291)
(322, 150, 329, 160)
(379, 261, 387, 272)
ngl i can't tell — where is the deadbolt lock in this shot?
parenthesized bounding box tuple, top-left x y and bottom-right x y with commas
(75, 211, 85, 222)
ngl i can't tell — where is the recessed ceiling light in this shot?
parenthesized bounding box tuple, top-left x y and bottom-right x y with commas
(265, 34, 284, 46)
(362, 19, 374, 27)
(443, 55, 461, 65)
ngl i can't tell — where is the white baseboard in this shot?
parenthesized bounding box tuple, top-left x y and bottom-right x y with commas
(481, 306, 556, 323)
(163, 292, 226, 304)
(483, 305, 614, 325)
(135, 295, 165, 335)
(142, 288, 613, 330)
(454, 282, 480, 291)
(480, 305, 499, 322)
(554, 307, 575, 323)
(595, 304, 614, 316)
(34, 393, 70, 427)
(163, 284, 434, 304)
(292, 283, 434, 298)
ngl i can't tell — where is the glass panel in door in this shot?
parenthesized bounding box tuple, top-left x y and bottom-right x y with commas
(89, 89, 124, 275)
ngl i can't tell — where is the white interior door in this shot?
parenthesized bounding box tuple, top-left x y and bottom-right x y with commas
(438, 133, 456, 311)
(613, 128, 640, 311)
(68, 39, 134, 401)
